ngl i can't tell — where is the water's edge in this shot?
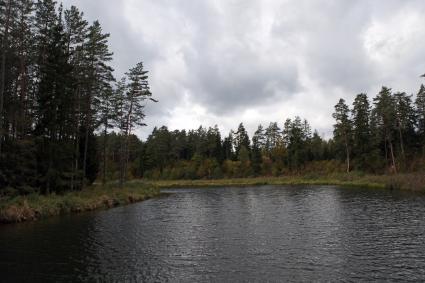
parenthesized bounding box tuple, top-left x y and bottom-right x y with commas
(3, 173, 425, 225)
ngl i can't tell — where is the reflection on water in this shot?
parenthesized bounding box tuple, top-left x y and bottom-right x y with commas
(1, 186, 425, 281)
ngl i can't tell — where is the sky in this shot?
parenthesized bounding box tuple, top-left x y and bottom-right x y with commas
(62, 0, 425, 139)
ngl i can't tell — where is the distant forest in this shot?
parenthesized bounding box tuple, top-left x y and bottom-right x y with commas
(122, 84, 425, 181)
(1, 1, 425, 196)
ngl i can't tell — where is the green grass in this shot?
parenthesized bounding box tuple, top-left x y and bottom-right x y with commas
(151, 172, 425, 192)
(0, 183, 160, 224)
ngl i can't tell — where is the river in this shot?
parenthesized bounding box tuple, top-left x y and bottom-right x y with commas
(1, 185, 425, 282)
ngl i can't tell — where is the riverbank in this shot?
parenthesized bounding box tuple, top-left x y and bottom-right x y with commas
(152, 173, 425, 192)
(0, 184, 160, 224)
(2, 172, 424, 224)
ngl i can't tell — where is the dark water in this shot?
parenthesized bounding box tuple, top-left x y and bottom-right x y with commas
(1, 186, 425, 282)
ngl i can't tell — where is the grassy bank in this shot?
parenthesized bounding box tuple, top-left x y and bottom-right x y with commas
(2, 172, 424, 224)
(0, 183, 160, 224)
(152, 172, 425, 192)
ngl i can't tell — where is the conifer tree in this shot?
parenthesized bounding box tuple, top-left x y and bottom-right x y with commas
(393, 92, 415, 162)
(234, 123, 250, 159)
(373, 87, 397, 173)
(0, 0, 13, 153)
(251, 125, 265, 175)
(63, 5, 88, 189)
(81, 20, 114, 186)
(222, 132, 233, 161)
(265, 122, 281, 156)
(352, 93, 373, 170)
(333, 98, 352, 172)
(416, 84, 425, 155)
(118, 61, 155, 185)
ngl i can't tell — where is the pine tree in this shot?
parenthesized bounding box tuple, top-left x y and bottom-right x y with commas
(352, 93, 373, 170)
(282, 117, 308, 170)
(234, 122, 250, 159)
(206, 125, 222, 161)
(393, 92, 415, 162)
(97, 84, 115, 184)
(333, 98, 352, 172)
(373, 87, 397, 173)
(117, 61, 155, 185)
(251, 125, 265, 175)
(81, 20, 114, 186)
(416, 84, 425, 156)
(310, 130, 325, 161)
(63, 5, 88, 189)
(36, 9, 75, 193)
(0, 0, 15, 153)
(7, 0, 34, 139)
(222, 132, 234, 161)
(264, 122, 281, 156)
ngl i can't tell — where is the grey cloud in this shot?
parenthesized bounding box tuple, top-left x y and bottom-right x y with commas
(61, 0, 425, 138)
(187, 52, 300, 114)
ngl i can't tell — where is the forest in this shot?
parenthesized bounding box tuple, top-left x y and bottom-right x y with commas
(1, 0, 425, 197)
(0, 0, 154, 195)
(112, 84, 425, 181)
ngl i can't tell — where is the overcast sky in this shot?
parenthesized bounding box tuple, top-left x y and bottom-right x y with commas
(62, 0, 425, 139)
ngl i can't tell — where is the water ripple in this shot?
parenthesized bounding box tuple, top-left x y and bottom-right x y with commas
(1, 186, 425, 282)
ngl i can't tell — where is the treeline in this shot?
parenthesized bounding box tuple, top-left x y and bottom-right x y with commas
(333, 86, 425, 173)
(0, 0, 153, 195)
(100, 120, 336, 180)
(98, 84, 425, 181)
(141, 120, 335, 179)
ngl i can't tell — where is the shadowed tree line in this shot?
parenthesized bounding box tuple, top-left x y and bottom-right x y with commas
(0, 0, 154, 195)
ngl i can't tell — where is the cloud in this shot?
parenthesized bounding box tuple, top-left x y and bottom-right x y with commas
(61, 0, 425, 139)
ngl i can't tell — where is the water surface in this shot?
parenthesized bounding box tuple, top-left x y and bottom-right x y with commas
(1, 185, 425, 282)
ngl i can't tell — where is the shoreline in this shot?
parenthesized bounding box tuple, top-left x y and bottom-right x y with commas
(0, 184, 161, 224)
(1, 173, 424, 224)
(151, 173, 425, 191)
(152, 177, 385, 190)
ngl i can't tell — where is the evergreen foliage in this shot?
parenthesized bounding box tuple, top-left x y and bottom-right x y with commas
(0, 1, 154, 194)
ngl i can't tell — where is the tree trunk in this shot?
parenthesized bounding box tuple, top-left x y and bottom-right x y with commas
(71, 45, 83, 190)
(82, 122, 89, 186)
(102, 120, 107, 185)
(18, 4, 28, 139)
(344, 134, 350, 173)
(121, 93, 134, 186)
(119, 134, 125, 188)
(384, 136, 388, 166)
(0, 0, 12, 154)
(389, 139, 397, 174)
(124, 123, 133, 184)
(82, 85, 92, 187)
(71, 86, 80, 191)
(18, 55, 28, 138)
(398, 124, 405, 161)
(123, 136, 129, 184)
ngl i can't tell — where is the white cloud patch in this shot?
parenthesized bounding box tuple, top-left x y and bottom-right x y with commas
(364, 9, 425, 64)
